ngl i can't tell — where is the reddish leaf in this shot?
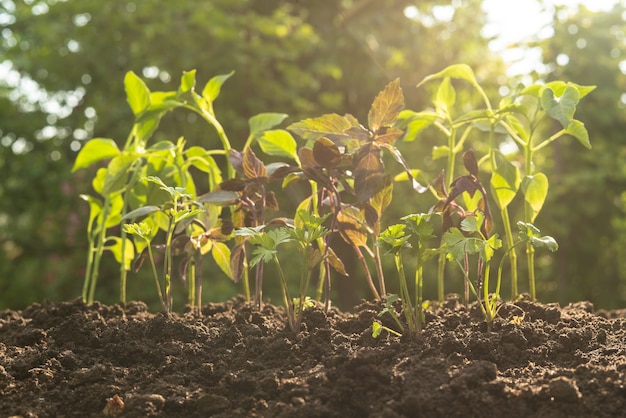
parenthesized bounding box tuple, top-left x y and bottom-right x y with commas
(228, 149, 244, 175)
(327, 247, 348, 276)
(337, 206, 368, 247)
(372, 126, 404, 144)
(353, 143, 385, 203)
(368, 78, 404, 132)
(463, 149, 479, 178)
(313, 137, 342, 169)
(298, 147, 317, 169)
(230, 242, 246, 283)
(287, 113, 352, 142)
(242, 147, 266, 180)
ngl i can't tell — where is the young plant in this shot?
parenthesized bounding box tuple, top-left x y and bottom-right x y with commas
(288, 79, 427, 301)
(497, 82, 594, 299)
(73, 70, 234, 305)
(122, 176, 205, 313)
(376, 212, 437, 336)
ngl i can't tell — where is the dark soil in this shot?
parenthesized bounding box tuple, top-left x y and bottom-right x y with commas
(1, 295, 626, 418)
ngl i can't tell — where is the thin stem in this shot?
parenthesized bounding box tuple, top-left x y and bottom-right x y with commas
(146, 241, 166, 311)
(395, 253, 415, 334)
(353, 244, 381, 300)
(87, 195, 112, 305)
(273, 254, 295, 332)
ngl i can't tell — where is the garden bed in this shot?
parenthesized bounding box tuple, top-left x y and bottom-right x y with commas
(1, 296, 625, 417)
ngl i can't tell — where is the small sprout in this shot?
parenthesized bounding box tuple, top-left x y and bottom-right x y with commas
(371, 320, 402, 339)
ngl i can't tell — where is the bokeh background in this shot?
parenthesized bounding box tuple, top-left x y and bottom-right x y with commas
(2, 0, 626, 311)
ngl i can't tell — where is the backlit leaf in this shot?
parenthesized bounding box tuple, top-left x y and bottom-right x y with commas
(337, 206, 368, 247)
(121, 205, 161, 221)
(462, 149, 479, 178)
(249, 113, 289, 137)
(565, 119, 591, 149)
(368, 78, 404, 132)
(105, 237, 135, 271)
(102, 155, 136, 195)
(327, 247, 348, 276)
(288, 113, 352, 142)
(212, 241, 233, 280)
(242, 147, 266, 180)
(353, 143, 384, 203)
(124, 71, 150, 116)
(72, 138, 120, 172)
(417, 64, 478, 89)
(490, 150, 520, 209)
(178, 70, 196, 95)
(435, 77, 456, 116)
(521, 173, 549, 222)
(230, 243, 246, 283)
(202, 71, 234, 103)
(257, 129, 298, 161)
(313, 137, 342, 168)
(541, 86, 579, 128)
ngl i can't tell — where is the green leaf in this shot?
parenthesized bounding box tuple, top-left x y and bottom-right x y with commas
(371, 321, 383, 338)
(521, 173, 549, 222)
(287, 113, 352, 142)
(72, 138, 120, 172)
(124, 71, 151, 116)
(257, 129, 298, 161)
(565, 119, 591, 149)
(102, 155, 136, 196)
(105, 237, 135, 271)
(541, 86, 580, 128)
(212, 241, 233, 280)
(490, 150, 521, 210)
(434, 77, 456, 116)
(202, 71, 234, 103)
(249, 113, 289, 138)
(178, 70, 196, 95)
(368, 78, 404, 132)
(417, 64, 478, 89)
(121, 205, 161, 221)
(197, 190, 240, 205)
(530, 235, 559, 252)
(80, 194, 102, 233)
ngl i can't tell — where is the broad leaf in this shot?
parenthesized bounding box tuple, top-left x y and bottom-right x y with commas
(434, 77, 456, 116)
(327, 247, 348, 276)
(202, 71, 234, 103)
(490, 150, 520, 209)
(72, 138, 120, 172)
(417, 64, 478, 89)
(530, 235, 559, 252)
(565, 120, 591, 149)
(370, 176, 393, 218)
(368, 78, 404, 132)
(178, 70, 196, 96)
(105, 237, 135, 271)
(124, 71, 150, 116)
(288, 113, 352, 142)
(541, 86, 580, 128)
(313, 136, 342, 168)
(337, 206, 368, 247)
(249, 113, 289, 138)
(353, 143, 385, 203)
(257, 129, 298, 161)
(102, 155, 136, 196)
(242, 147, 266, 180)
(212, 241, 233, 280)
(521, 173, 549, 222)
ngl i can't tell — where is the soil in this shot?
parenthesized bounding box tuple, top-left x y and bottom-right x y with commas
(1, 295, 626, 418)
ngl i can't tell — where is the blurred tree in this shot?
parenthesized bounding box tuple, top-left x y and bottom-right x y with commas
(0, 0, 503, 309)
(536, 3, 626, 308)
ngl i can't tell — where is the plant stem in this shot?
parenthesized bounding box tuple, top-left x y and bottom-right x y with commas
(87, 195, 112, 305)
(353, 244, 381, 300)
(524, 136, 537, 300)
(394, 253, 415, 334)
(146, 241, 167, 311)
(273, 254, 296, 332)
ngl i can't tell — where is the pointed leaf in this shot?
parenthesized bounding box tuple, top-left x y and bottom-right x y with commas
(490, 150, 520, 210)
(432, 145, 449, 161)
(379, 143, 427, 193)
(211, 241, 233, 280)
(337, 206, 368, 247)
(249, 113, 289, 138)
(287, 113, 351, 142)
(242, 147, 266, 180)
(565, 120, 591, 149)
(370, 176, 393, 218)
(313, 136, 342, 168)
(202, 71, 234, 103)
(178, 70, 196, 95)
(435, 77, 456, 116)
(417, 64, 478, 89)
(105, 237, 135, 271)
(102, 155, 136, 195)
(353, 143, 385, 203)
(72, 138, 120, 172)
(124, 71, 150, 116)
(257, 129, 298, 160)
(521, 173, 549, 222)
(327, 247, 348, 276)
(121, 205, 161, 221)
(368, 78, 404, 132)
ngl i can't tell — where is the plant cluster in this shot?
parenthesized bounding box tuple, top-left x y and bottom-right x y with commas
(73, 64, 593, 334)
